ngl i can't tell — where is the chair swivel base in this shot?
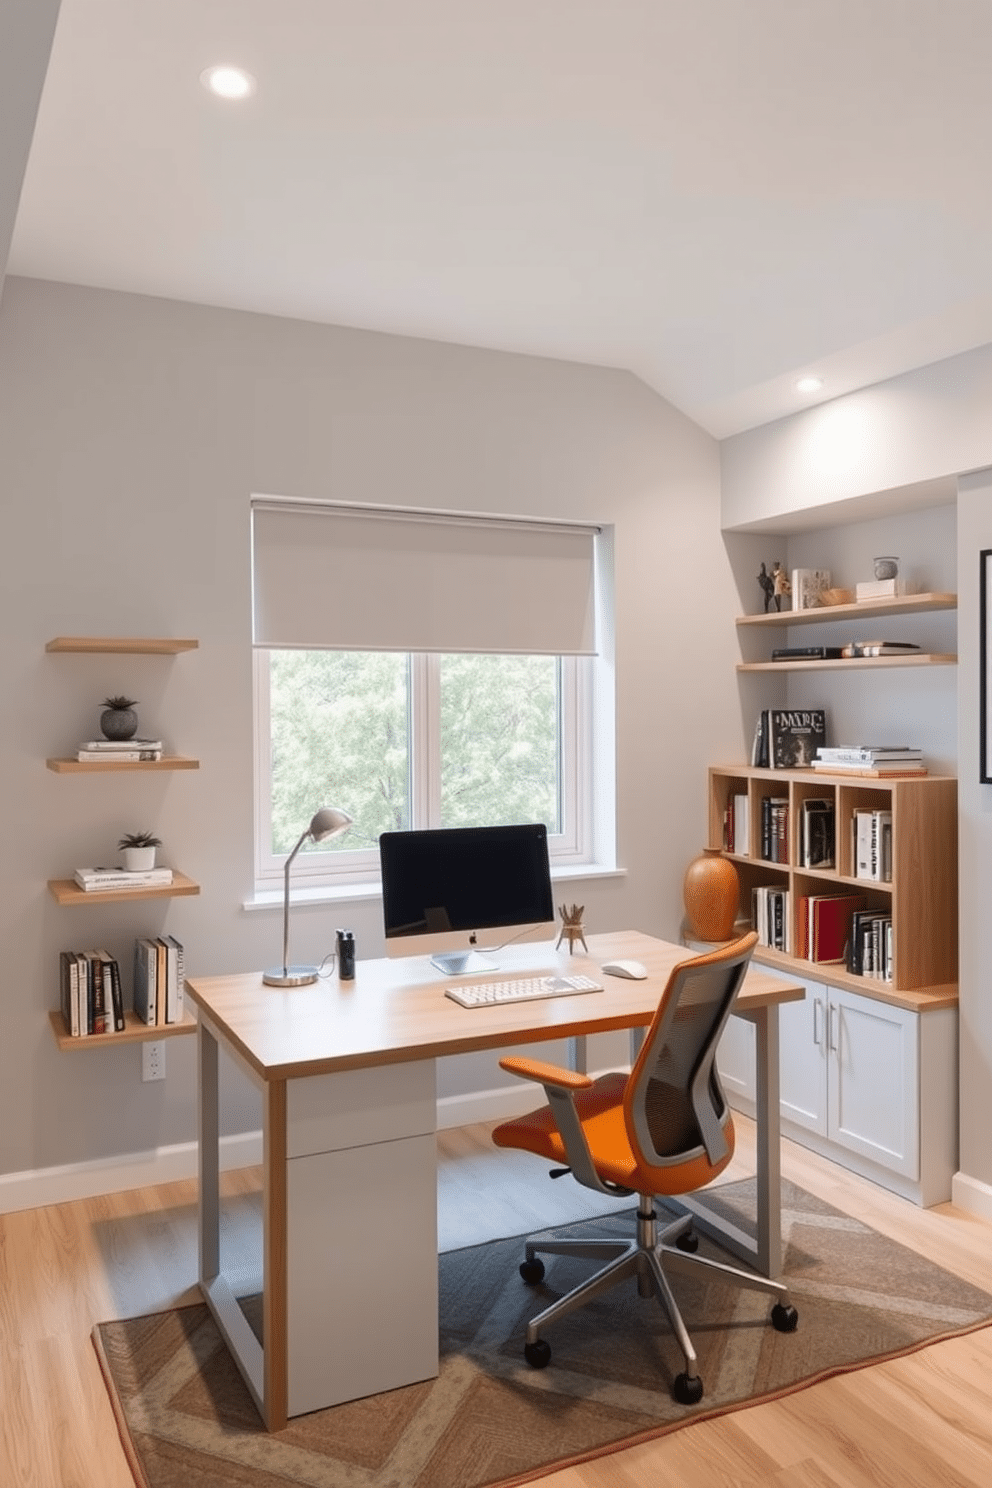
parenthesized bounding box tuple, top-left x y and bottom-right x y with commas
(518, 1199, 798, 1404)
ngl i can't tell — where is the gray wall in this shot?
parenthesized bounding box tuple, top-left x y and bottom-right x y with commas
(0, 274, 741, 1183)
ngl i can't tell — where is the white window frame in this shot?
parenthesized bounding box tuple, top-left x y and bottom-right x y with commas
(253, 650, 594, 892)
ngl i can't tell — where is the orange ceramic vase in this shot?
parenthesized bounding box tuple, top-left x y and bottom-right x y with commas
(682, 848, 740, 942)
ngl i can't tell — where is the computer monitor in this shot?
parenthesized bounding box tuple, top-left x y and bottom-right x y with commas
(379, 823, 555, 975)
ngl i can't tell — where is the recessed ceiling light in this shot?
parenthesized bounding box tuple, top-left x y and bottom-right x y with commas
(796, 376, 823, 393)
(200, 65, 256, 100)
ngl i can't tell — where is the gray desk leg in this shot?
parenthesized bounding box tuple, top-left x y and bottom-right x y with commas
(566, 1036, 587, 1074)
(198, 1020, 220, 1285)
(670, 1005, 783, 1280)
(752, 1005, 783, 1279)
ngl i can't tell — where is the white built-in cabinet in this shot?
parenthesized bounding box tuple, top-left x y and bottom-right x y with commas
(717, 966, 957, 1206)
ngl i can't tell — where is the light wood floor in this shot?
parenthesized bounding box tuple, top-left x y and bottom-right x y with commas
(2, 1117, 991, 1488)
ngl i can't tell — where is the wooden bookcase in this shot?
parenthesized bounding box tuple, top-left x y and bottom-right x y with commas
(46, 636, 200, 1046)
(708, 764, 957, 1003)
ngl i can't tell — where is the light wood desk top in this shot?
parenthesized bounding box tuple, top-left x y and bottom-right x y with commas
(185, 929, 804, 1083)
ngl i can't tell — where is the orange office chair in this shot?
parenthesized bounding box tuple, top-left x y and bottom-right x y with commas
(492, 931, 797, 1404)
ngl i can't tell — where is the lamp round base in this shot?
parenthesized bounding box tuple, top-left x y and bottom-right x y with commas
(262, 965, 320, 987)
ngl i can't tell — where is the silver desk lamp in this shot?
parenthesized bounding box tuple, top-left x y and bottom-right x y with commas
(263, 806, 353, 986)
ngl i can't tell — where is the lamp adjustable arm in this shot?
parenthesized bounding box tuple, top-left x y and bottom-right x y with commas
(280, 828, 312, 977)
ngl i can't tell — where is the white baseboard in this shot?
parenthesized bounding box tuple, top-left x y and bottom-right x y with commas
(0, 1131, 263, 1215)
(436, 1084, 545, 1130)
(951, 1169, 992, 1222)
(437, 1064, 626, 1130)
(0, 1073, 623, 1213)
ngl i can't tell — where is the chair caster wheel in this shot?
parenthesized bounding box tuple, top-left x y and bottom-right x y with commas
(772, 1302, 799, 1332)
(673, 1371, 704, 1405)
(520, 1257, 545, 1284)
(524, 1338, 551, 1369)
(675, 1230, 699, 1253)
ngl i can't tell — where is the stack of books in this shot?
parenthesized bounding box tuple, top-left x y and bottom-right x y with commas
(797, 892, 865, 963)
(752, 885, 790, 952)
(76, 738, 164, 762)
(848, 909, 894, 981)
(839, 640, 921, 658)
(798, 797, 835, 868)
(133, 936, 186, 1025)
(759, 795, 789, 862)
(59, 949, 126, 1036)
(751, 708, 827, 769)
(853, 807, 893, 882)
(74, 865, 174, 892)
(58, 938, 186, 1035)
(723, 792, 750, 855)
(812, 745, 925, 777)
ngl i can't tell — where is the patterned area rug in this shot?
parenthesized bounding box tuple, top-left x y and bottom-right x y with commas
(93, 1179, 992, 1488)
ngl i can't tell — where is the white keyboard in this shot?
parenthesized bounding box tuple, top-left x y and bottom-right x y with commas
(444, 974, 603, 1009)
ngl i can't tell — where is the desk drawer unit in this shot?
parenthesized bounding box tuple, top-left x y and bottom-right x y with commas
(285, 1059, 439, 1414)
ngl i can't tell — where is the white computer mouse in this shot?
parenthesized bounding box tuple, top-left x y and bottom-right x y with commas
(601, 959, 648, 980)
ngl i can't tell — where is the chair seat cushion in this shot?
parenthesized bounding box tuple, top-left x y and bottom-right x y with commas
(492, 1071, 733, 1195)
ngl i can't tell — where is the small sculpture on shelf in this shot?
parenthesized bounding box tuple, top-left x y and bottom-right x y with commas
(100, 695, 139, 740)
(757, 561, 791, 612)
(771, 561, 791, 610)
(118, 831, 161, 871)
(556, 902, 587, 953)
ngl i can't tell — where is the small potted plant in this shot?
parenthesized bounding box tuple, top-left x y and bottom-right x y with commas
(119, 831, 162, 871)
(100, 695, 139, 740)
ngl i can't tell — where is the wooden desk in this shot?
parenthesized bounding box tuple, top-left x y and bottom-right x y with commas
(186, 929, 801, 1429)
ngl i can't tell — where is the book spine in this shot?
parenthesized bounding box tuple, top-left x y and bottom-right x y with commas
(167, 936, 185, 1023)
(106, 956, 125, 1031)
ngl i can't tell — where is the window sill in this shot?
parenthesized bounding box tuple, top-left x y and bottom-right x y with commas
(242, 861, 625, 912)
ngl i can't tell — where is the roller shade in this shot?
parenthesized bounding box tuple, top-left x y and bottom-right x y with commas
(251, 501, 598, 655)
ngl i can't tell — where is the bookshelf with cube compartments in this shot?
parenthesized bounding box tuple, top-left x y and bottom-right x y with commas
(45, 637, 200, 1047)
(707, 763, 957, 1001)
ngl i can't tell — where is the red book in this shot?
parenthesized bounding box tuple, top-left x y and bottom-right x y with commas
(810, 893, 865, 963)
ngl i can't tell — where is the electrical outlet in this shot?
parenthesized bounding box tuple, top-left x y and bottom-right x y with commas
(142, 1040, 166, 1082)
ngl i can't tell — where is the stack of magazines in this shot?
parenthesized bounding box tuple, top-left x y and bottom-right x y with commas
(74, 865, 174, 891)
(77, 737, 164, 762)
(813, 745, 924, 776)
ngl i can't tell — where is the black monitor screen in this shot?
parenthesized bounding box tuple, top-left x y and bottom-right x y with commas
(379, 823, 554, 967)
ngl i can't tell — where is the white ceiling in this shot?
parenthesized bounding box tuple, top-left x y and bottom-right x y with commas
(6, 0, 992, 438)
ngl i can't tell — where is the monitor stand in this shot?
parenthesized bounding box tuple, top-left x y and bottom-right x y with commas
(430, 948, 498, 976)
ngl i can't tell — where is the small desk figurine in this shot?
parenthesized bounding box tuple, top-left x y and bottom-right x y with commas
(556, 902, 587, 953)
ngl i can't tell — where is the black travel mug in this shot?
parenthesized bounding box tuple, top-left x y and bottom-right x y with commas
(336, 928, 355, 980)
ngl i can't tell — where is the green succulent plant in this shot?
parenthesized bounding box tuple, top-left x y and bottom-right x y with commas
(118, 831, 162, 850)
(102, 696, 138, 710)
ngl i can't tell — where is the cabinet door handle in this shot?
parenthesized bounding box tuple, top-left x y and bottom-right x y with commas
(829, 1004, 839, 1052)
(813, 997, 824, 1046)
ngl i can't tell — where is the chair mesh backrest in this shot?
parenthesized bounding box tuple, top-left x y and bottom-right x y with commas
(624, 935, 757, 1171)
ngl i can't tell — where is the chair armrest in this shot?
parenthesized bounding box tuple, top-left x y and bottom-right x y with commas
(498, 1057, 631, 1197)
(498, 1055, 593, 1092)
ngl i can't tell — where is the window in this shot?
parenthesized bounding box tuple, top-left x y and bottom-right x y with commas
(251, 500, 606, 891)
(254, 649, 591, 887)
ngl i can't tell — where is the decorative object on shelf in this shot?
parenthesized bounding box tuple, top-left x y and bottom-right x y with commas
(790, 568, 830, 611)
(979, 549, 992, 783)
(771, 561, 791, 610)
(873, 556, 899, 580)
(555, 902, 587, 953)
(819, 587, 855, 606)
(263, 806, 353, 986)
(118, 831, 162, 871)
(100, 695, 139, 740)
(682, 848, 740, 942)
(757, 562, 775, 612)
